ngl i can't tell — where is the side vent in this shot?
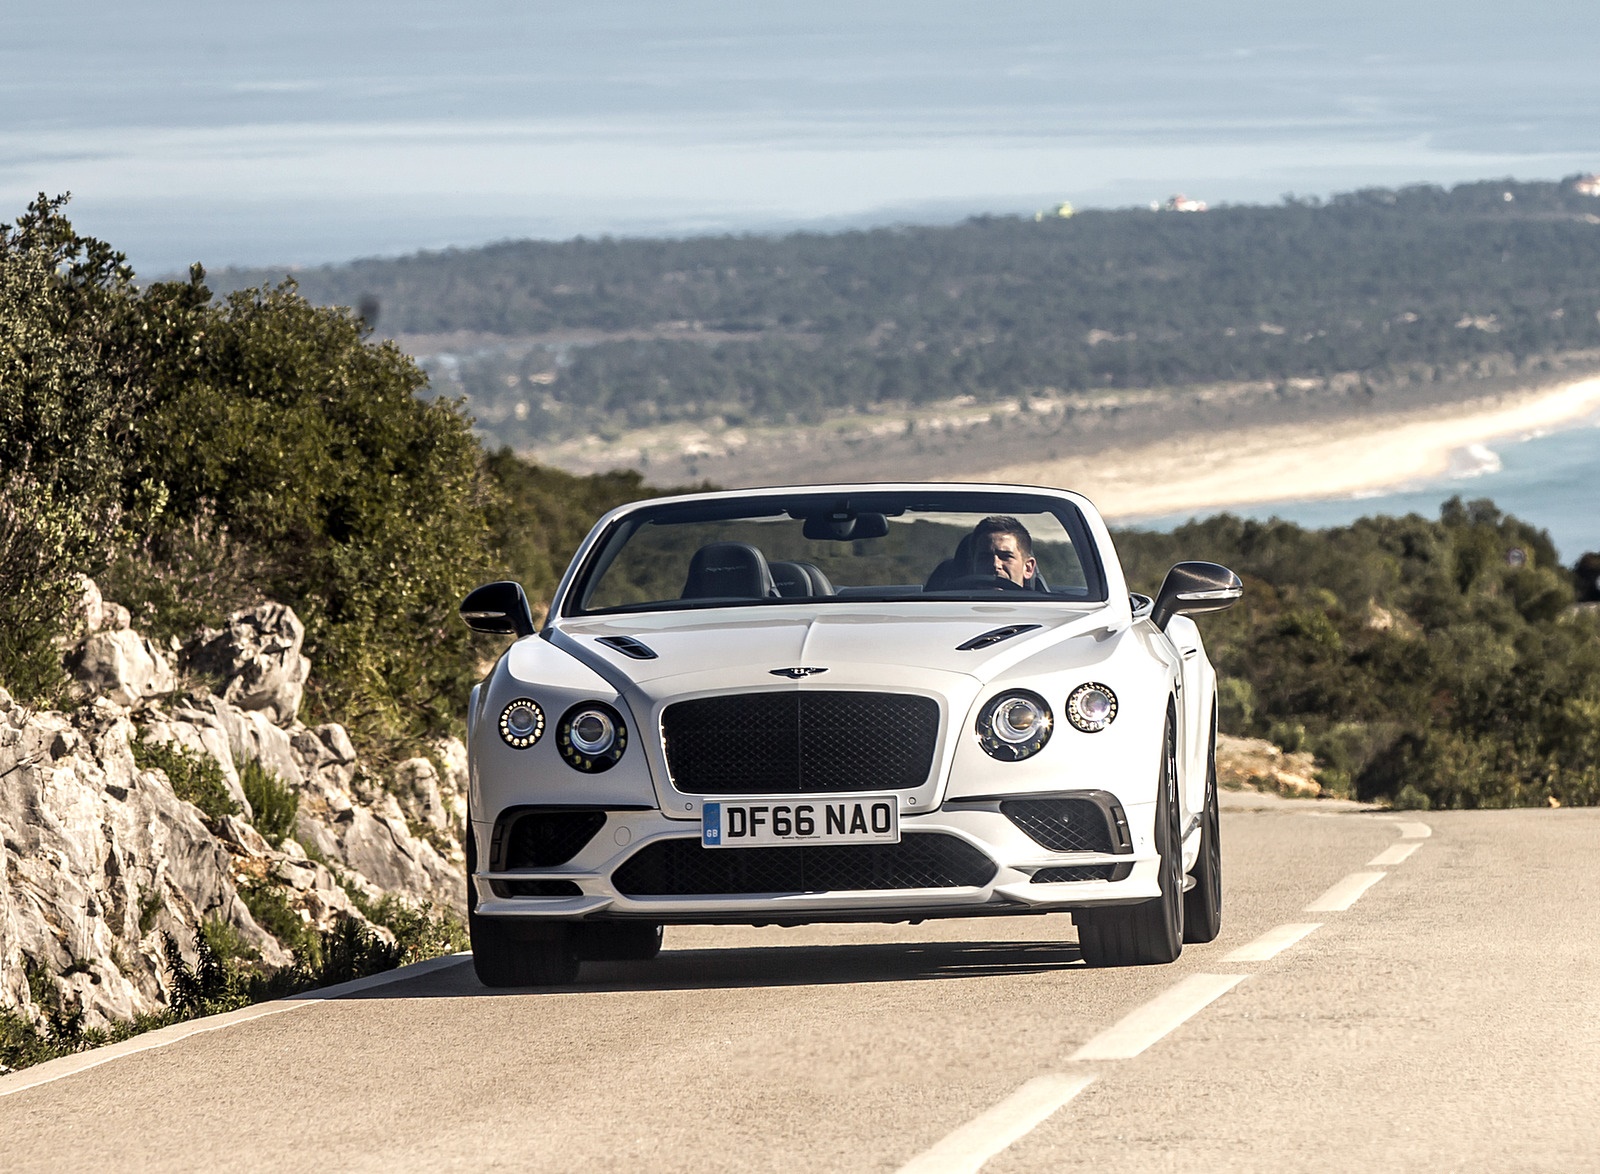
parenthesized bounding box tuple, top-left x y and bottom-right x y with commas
(956, 624, 1041, 652)
(597, 635, 659, 660)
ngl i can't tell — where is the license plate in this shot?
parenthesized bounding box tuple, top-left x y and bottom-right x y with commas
(701, 796, 900, 848)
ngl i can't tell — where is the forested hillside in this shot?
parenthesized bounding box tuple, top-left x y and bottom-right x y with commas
(213, 178, 1600, 449)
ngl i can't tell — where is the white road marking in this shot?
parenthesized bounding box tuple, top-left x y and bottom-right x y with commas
(895, 1073, 1096, 1174)
(1305, 871, 1387, 912)
(1397, 821, 1432, 839)
(1222, 922, 1323, 963)
(0, 953, 471, 1098)
(1069, 973, 1248, 1061)
(1369, 841, 1422, 866)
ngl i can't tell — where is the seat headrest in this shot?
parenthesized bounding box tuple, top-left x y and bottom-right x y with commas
(682, 542, 778, 600)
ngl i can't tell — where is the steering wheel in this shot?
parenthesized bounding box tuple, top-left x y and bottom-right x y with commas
(945, 573, 1027, 592)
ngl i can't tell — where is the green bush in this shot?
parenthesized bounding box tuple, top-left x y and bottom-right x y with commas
(1113, 497, 1599, 809)
(132, 738, 239, 822)
(239, 758, 298, 847)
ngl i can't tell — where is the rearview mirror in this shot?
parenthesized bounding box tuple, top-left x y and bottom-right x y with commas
(801, 510, 889, 541)
(460, 580, 537, 637)
(1150, 562, 1243, 631)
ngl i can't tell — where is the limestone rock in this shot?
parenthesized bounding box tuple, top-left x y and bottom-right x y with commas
(185, 603, 310, 727)
(3, 600, 467, 1036)
(71, 629, 177, 707)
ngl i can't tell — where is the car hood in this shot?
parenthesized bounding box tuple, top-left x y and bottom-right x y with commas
(542, 603, 1121, 695)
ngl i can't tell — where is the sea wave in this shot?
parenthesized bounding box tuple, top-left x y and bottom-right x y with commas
(1448, 442, 1503, 479)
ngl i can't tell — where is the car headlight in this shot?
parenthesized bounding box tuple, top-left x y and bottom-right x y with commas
(557, 702, 628, 772)
(976, 690, 1053, 760)
(498, 699, 546, 749)
(1066, 683, 1118, 733)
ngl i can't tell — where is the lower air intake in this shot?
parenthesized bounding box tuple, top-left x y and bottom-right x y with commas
(1032, 864, 1132, 883)
(612, 834, 997, 896)
(1001, 798, 1119, 854)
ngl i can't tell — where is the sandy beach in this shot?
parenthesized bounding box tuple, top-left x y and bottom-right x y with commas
(988, 375, 1600, 522)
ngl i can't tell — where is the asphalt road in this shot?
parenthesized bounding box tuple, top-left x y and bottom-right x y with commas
(4, 793, 1597, 1173)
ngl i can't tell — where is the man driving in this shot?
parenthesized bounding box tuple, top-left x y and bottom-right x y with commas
(972, 515, 1037, 588)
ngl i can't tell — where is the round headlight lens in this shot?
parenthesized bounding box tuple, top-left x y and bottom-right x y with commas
(558, 702, 628, 772)
(498, 699, 546, 749)
(1066, 683, 1119, 733)
(976, 690, 1053, 760)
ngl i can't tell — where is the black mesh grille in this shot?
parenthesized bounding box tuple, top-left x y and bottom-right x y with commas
(661, 691, 940, 794)
(612, 834, 996, 896)
(502, 879, 584, 897)
(1001, 799, 1117, 854)
(1033, 865, 1126, 883)
(503, 811, 606, 868)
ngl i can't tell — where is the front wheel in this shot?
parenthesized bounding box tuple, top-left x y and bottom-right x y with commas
(1077, 717, 1184, 967)
(1182, 725, 1223, 944)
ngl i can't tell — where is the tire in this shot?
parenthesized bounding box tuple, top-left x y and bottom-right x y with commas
(574, 922, 664, 962)
(1182, 723, 1223, 944)
(466, 808, 581, 987)
(1077, 715, 1184, 967)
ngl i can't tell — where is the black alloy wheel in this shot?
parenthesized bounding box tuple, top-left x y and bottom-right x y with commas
(1076, 708, 1185, 967)
(1183, 717, 1223, 944)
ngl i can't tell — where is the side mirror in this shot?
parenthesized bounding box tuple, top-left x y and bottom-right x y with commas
(1150, 562, 1243, 631)
(460, 581, 536, 637)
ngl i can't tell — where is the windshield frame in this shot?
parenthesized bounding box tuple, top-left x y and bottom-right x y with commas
(558, 488, 1109, 619)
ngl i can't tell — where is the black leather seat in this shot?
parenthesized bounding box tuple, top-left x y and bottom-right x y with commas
(770, 560, 836, 598)
(681, 542, 779, 600)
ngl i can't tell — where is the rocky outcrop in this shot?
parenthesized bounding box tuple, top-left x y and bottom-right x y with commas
(1216, 733, 1322, 798)
(1, 592, 468, 1034)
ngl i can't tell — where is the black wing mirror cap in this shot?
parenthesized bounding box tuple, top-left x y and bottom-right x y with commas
(1150, 562, 1244, 631)
(460, 580, 537, 637)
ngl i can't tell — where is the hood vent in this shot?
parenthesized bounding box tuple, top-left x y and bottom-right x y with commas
(957, 624, 1041, 651)
(597, 635, 659, 660)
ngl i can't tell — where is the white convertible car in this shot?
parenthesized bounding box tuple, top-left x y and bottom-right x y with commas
(459, 484, 1241, 985)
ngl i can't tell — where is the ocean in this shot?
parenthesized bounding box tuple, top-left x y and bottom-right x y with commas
(4, 2, 1600, 275)
(1125, 419, 1600, 561)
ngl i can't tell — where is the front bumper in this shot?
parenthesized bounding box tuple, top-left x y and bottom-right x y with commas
(472, 800, 1159, 925)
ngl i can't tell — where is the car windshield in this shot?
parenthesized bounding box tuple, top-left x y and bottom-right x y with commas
(566, 490, 1106, 616)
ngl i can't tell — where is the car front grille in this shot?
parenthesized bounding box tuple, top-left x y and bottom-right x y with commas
(661, 691, 940, 794)
(1001, 798, 1119, 854)
(611, 834, 996, 896)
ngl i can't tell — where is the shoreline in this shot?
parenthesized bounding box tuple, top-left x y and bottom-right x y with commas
(987, 376, 1600, 523)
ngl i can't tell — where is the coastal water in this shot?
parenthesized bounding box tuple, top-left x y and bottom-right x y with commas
(1127, 421, 1600, 561)
(5, 2, 1600, 274)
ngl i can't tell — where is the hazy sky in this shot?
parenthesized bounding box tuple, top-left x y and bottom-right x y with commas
(4, 1, 1598, 273)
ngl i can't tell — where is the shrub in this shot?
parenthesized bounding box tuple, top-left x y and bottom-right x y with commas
(239, 758, 299, 847)
(132, 738, 239, 822)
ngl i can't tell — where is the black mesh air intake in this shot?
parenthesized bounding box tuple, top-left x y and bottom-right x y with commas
(612, 834, 996, 896)
(1001, 799, 1118, 854)
(502, 810, 607, 868)
(661, 691, 939, 794)
(1032, 864, 1131, 883)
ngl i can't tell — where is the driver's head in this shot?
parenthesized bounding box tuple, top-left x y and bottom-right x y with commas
(972, 516, 1036, 586)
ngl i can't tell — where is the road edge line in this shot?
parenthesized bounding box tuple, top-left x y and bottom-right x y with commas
(0, 953, 471, 1098)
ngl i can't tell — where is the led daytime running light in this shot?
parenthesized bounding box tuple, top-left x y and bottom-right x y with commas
(557, 702, 628, 772)
(498, 699, 546, 749)
(1066, 683, 1119, 733)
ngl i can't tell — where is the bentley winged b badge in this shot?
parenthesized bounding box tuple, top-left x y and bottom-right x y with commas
(770, 667, 828, 679)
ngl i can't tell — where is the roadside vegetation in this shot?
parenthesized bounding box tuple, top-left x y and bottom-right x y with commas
(1114, 498, 1600, 810)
